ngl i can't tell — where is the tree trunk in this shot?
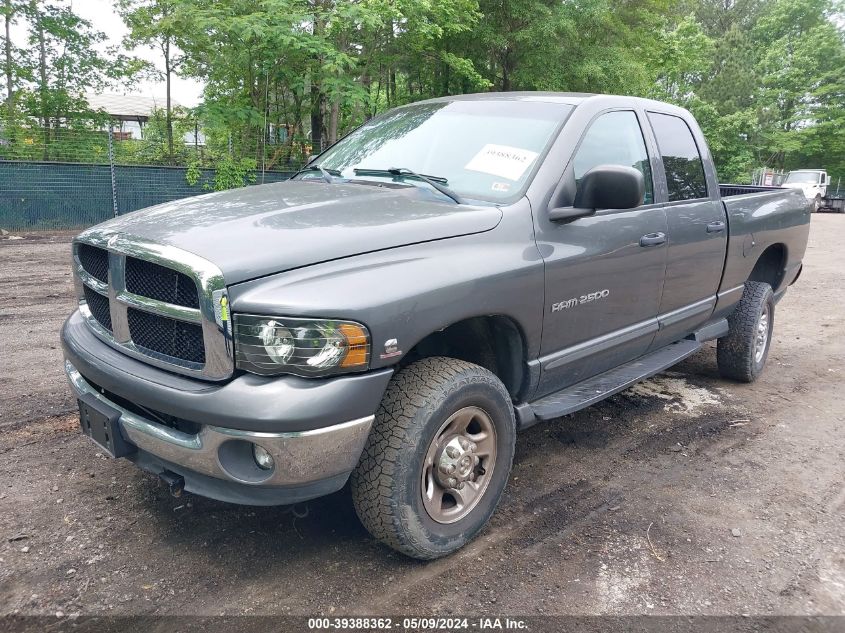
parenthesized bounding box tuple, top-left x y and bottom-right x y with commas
(501, 47, 513, 92)
(310, 79, 323, 153)
(30, 1, 48, 158)
(361, 72, 372, 120)
(328, 99, 339, 145)
(165, 38, 174, 164)
(441, 58, 450, 96)
(4, 0, 13, 120)
(310, 2, 325, 154)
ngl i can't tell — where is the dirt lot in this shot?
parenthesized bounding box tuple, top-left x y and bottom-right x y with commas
(0, 217, 843, 620)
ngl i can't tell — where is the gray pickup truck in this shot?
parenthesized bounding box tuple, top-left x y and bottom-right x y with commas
(62, 93, 809, 559)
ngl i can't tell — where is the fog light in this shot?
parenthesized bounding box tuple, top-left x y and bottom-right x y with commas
(253, 445, 274, 470)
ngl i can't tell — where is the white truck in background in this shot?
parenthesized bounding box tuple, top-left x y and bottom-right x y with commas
(783, 169, 828, 212)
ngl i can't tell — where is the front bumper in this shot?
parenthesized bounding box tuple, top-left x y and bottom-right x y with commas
(61, 309, 393, 505)
(66, 360, 373, 504)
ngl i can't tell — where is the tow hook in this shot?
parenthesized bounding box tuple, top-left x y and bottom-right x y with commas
(159, 470, 185, 497)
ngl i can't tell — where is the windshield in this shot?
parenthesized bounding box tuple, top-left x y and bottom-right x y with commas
(785, 171, 821, 184)
(314, 100, 574, 202)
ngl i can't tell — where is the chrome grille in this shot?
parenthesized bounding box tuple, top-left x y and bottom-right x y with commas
(83, 284, 112, 332)
(77, 244, 109, 284)
(72, 232, 233, 381)
(125, 257, 200, 309)
(128, 307, 206, 365)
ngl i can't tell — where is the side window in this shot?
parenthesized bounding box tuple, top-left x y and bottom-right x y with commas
(573, 111, 653, 205)
(648, 112, 708, 201)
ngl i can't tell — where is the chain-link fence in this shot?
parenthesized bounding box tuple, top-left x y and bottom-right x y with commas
(751, 168, 788, 187)
(0, 124, 309, 231)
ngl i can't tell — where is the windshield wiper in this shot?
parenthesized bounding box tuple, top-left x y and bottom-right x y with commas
(293, 164, 341, 183)
(353, 167, 465, 204)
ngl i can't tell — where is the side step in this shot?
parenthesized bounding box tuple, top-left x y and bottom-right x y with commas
(528, 339, 702, 422)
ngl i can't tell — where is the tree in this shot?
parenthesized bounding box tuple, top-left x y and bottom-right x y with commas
(681, 0, 765, 34)
(752, 0, 845, 172)
(5, 0, 844, 187)
(171, 0, 480, 160)
(2, 0, 16, 120)
(16, 3, 131, 121)
(119, 0, 185, 163)
(0, 1, 143, 160)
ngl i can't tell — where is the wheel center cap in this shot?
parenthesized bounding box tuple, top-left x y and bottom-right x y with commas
(435, 435, 478, 489)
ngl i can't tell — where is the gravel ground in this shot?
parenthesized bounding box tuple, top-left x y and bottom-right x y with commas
(0, 217, 843, 619)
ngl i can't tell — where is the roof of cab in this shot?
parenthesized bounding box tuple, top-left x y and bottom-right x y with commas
(413, 91, 691, 117)
(420, 91, 594, 105)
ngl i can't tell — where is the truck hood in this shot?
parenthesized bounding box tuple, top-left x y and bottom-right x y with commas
(84, 180, 503, 283)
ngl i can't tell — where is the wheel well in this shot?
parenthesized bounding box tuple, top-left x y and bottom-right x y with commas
(400, 316, 526, 399)
(749, 244, 787, 291)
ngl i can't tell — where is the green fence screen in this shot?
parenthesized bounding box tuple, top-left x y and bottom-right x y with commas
(0, 161, 293, 231)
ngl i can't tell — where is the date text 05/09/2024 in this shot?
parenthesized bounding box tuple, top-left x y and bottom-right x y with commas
(306, 616, 529, 630)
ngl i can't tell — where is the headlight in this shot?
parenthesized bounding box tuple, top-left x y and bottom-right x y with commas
(234, 314, 371, 377)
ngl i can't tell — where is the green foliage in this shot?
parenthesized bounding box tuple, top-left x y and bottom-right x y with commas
(185, 158, 201, 186)
(118, 0, 187, 163)
(651, 16, 714, 103)
(7, 1, 139, 124)
(211, 156, 258, 191)
(163, 0, 843, 184)
(655, 0, 845, 183)
(185, 154, 257, 191)
(2, 0, 844, 186)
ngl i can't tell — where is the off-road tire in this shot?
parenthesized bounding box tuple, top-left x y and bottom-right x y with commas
(717, 281, 774, 383)
(351, 357, 516, 559)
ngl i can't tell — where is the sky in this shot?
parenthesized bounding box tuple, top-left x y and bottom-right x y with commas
(11, 0, 206, 107)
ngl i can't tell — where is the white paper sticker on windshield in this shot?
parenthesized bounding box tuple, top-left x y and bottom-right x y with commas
(465, 144, 540, 181)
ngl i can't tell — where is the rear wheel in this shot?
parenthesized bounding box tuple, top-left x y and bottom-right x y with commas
(717, 281, 774, 383)
(351, 357, 516, 559)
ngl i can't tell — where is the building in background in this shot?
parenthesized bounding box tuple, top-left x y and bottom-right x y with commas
(83, 93, 205, 146)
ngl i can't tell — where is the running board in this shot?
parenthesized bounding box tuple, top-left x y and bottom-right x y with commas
(528, 339, 702, 422)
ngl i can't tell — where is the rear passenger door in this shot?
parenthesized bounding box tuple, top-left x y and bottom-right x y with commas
(647, 112, 728, 347)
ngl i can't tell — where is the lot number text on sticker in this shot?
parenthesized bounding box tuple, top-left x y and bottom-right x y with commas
(465, 144, 540, 181)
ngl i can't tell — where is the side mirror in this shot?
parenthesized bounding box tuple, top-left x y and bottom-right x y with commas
(549, 165, 645, 222)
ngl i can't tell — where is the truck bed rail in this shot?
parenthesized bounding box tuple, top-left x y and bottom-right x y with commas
(720, 184, 783, 197)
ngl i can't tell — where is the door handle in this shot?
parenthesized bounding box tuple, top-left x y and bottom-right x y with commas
(639, 232, 666, 247)
(706, 221, 726, 233)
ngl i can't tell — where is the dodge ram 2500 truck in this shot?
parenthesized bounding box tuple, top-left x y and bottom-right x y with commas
(62, 93, 810, 559)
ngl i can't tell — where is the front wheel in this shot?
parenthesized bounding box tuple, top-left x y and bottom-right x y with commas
(812, 195, 821, 213)
(717, 281, 774, 382)
(351, 357, 516, 559)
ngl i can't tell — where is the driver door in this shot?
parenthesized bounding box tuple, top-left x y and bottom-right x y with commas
(532, 109, 668, 398)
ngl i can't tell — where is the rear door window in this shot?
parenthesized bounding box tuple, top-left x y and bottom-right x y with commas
(648, 112, 708, 201)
